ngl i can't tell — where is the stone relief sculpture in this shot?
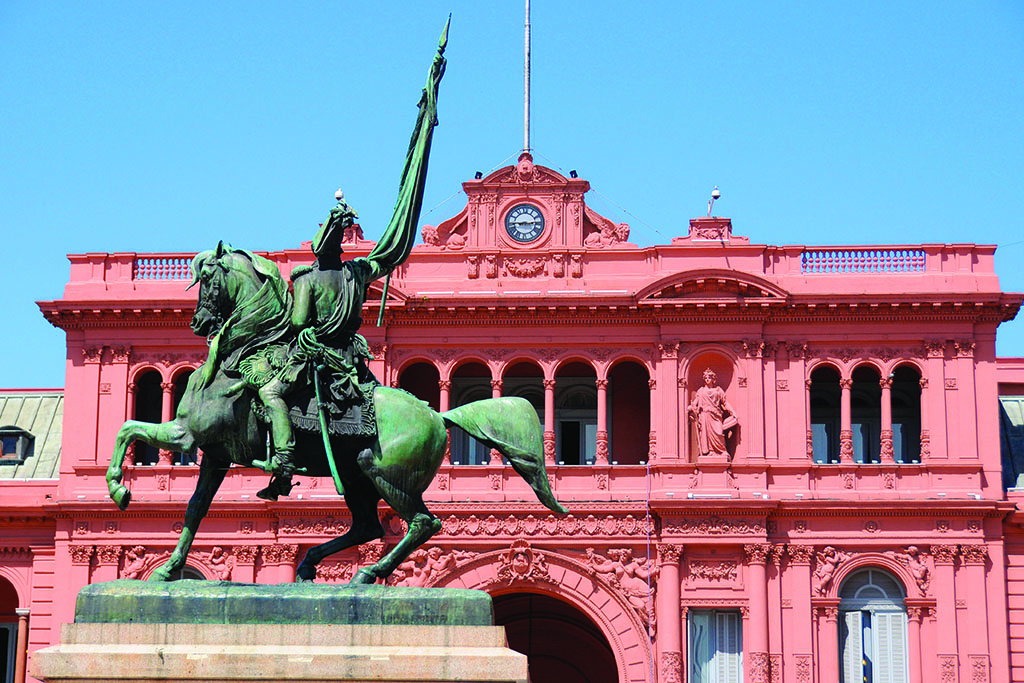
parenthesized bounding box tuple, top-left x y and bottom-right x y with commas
(812, 545, 848, 595)
(688, 368, 737, 457)
(586, 547, 659, 628)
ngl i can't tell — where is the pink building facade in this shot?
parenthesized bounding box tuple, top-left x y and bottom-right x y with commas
(2, 155, 1024, 683)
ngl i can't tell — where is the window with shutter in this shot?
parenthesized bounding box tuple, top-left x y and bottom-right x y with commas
(840, 610, 863, 683)
(689, 609, 743, 683)
(838, 568, 909, 683)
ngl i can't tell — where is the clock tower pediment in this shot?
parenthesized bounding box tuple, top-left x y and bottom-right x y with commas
(417, 152, 634, 253)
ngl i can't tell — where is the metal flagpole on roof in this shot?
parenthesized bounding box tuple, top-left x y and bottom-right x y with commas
(524, 0, 531, 153)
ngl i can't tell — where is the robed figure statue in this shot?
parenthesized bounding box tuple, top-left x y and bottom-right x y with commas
(688, 368, 738, 457)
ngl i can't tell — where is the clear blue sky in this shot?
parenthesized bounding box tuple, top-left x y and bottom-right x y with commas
(2, 2, 1023, 388)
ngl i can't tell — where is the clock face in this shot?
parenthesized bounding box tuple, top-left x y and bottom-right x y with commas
(505, 204, 545, 243)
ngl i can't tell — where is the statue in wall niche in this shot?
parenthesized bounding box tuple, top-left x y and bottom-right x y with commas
(688, 368, 737, 457)
(103, 19, 567, 586)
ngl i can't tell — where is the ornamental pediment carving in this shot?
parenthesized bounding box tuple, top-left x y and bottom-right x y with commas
(638, 269, 788, 302)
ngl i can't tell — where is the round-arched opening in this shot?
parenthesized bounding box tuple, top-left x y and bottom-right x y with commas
(686, 353, 738, 460)
(891, 364, 922, 463)
(493, 591, 617, 683)
(0, 576, 19, 683)
(172, 369, 197, 465)
(608, 360, 650, 465)
(451, 361, 492, 465)
(851, 365, 882, 463)
(554, 362, 597, 466)
(837, 568, 908, 683)
(398, 362, 440, 412)
(810, 365, 841, 463)
(166, 565, 207, 582)
(133, 370, 163, 465)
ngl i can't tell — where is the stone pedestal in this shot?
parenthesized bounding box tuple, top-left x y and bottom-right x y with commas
(32, 580, 527, 683)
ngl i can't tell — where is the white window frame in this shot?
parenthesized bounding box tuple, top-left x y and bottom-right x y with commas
(688, 609, 742, 683)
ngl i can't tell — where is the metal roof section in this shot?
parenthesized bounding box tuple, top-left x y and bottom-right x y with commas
(0, 389, 63, 479)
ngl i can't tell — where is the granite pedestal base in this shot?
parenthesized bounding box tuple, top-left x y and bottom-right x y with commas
(32, 580, 527, 683)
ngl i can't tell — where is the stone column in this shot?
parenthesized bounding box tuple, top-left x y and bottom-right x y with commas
(932, 544, 959, 678)
(264, 544, 298, 583)
(158, 380, 175, 464)
(438, 380, 451, 464)
(805, 378, 815, 461)
(69, 544, 94, 587)
(657, 544, 683, 683)
(94, 545, 122, 582)
(919, 377, 931, 463)
(787, 545, 815, 683)
(489, 380, 504, 464)
(594, 378, 609, 464)
(816, 602, 841, 683)
(879, 376, 894, 462)
(648, 378, 658, 462)
(955, 340, 979, 461)
(677, 378, 690, 463)
(767, 545, 785, 682)
(656, 342, 680, 464)
(543, 378, 556, 464)
(839, 378, 854, 463)
(233, 545, 258, 583)
(744, 544, 771, 683)
(14, 608, 28, 683)
(961, 545, 990, 679)
(925, 341, 947, 460)
(744, 341, 766, 460)
(906, 605, 924, 683)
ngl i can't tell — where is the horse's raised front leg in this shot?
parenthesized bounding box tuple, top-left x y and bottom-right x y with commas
(295, 450, 384, 582)
(107, 419, 196, 510)
(149, 455, 228, 581)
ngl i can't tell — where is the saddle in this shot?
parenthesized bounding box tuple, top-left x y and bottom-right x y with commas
(250, 379, 379, 439)
(240, 344, 378, 439)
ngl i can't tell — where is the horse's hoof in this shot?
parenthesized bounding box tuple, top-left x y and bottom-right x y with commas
(351, 568, 378, 585)
(110, 485, 131, 511)
(295, 564, 317, 583)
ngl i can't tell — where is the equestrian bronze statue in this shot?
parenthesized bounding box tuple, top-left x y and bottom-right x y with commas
(105, 20, 567, 584)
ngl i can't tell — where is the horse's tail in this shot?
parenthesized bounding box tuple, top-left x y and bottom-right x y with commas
(441, 397, 568, 514)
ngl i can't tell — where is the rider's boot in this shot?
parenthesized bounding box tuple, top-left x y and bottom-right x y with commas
(257, 473, 295, 501)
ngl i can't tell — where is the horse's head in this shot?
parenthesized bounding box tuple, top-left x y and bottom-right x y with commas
(188, 242, 269, 339)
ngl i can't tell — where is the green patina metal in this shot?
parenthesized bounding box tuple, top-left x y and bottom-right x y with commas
(102, 17, 567, 589)
(76, 580, 493, 626)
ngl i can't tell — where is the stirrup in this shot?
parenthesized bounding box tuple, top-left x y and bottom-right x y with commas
(257, 474, 296, 502)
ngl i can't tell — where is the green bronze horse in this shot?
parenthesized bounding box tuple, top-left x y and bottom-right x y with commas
(105, 244, 567, 583)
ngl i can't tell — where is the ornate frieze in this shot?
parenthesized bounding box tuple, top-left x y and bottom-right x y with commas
(687, 560, 737, 582)
(663, 516, 765, 536)
(278, 516, 350, 535)
(436, 512, 651, 538)
(391, 546, 476, 587)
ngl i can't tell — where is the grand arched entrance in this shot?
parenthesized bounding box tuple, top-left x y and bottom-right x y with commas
(0, 576, 19, 683)
(493, 591, 617, 683)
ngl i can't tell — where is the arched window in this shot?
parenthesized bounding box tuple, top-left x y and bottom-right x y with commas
(839, 568, 908, 683)
(398, 362, 440, 411)
(450, 361, 491, 465)
(609, 361, 650, 465)
(810, 366, 841, 463)
(555, 362, 598, 465)
(851, 365, 882, 464)
(0, 577, 18, 683)
(172, 370, 198, 465)
(133, 370, 162, 465)
(891, 365, 921, 464)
